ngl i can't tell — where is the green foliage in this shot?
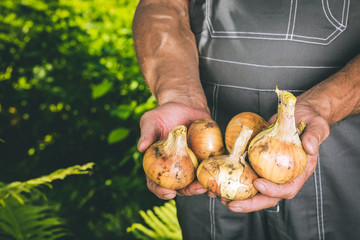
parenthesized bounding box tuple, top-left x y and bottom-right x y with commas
(107, 128, 130, 144)
(0, 162, 94, 240)
(127, 200, 182, 240)
(0, 163, 94, 205)
(0, 0, 162, 239)
(91, 80, 114, 99)
(0, 198, 70, 240)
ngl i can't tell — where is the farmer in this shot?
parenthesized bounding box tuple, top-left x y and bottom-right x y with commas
(133, 0, 360, 239)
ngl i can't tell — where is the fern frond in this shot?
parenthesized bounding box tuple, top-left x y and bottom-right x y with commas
(0, 162, 94, 205)
(127, 200, 182, 240)
(153, 201, 179, 232)
(127, 223, 157, 240)
(0, 198, 71, 240)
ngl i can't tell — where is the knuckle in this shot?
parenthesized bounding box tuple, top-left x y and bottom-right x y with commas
(177, 188, 189, 196)
(285, 190, 297, 199)
(270, 201, 279, 208)
(313, 116, 330, 141)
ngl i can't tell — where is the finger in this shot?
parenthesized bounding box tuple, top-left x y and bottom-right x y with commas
(176, 180, 208, 196)
(207, 191, 218, 198)
(253, 176, 305, 200)
(301, 116, 330, 155)
(220, 197, 230, 206)
(137, 112, 162, 152)
(227, 194, 281, 213)
(146, 177, 177, 200)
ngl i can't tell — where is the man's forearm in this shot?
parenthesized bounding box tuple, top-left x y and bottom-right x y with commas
(298, 54, 360, 125)
(132, 0, 209, 112)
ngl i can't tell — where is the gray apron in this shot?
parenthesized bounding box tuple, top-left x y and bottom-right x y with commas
(176, 1, 360, 239)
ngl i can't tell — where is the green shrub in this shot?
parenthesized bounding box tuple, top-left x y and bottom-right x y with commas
(0, 0, 161, 239)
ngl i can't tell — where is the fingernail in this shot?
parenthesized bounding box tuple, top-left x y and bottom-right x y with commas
(255, 183, 266, 193)
(139, 135, 145, 143)
(308, 136, 318, 155)
(137, 136, 146, 149)
(195, 188, 207, 194)
(163, 193, 176, 199)
(229, 206, 243, 212)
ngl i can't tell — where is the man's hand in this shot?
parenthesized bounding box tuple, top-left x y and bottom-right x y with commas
(221, 103, 330, 212)
(138, 102, 211, 200)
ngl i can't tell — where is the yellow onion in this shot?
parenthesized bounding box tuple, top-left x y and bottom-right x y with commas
(225, 112, 269, 152)
(197, 126, 258, 200)
(248, 87, 307, 184)
(143, 125, 198, 190)
(187, 118, 225, 162)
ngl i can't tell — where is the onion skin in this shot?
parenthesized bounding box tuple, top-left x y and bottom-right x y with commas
(143, 125, 198, 190)
(188, 118, 225, 162)
(248, 87, 307, 184)
(197, 157, 258, 200)
(249, 137, 307, 183)
(197, 127, 258, 200)
(225, 112, 269, 152)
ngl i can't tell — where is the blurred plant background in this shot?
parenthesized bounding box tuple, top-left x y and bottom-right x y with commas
(0, 0, 170, 239)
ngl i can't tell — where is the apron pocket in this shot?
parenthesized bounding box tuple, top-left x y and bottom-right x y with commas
(205, 0, 350, 45)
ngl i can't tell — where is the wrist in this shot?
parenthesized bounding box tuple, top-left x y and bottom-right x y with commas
(157, 89, 210, 114)
(296, 66, 360, 125)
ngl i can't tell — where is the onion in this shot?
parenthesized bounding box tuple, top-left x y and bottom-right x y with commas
(248, 87, 307, 183)
(225, 112, 269, 152)
(197, 126, 258, 200)
(187, 118, 225, 162)
(143, 125, 198, 189)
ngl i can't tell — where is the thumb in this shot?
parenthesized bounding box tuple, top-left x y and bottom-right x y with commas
(137, 113, 162, 152)
(301, 117, 330, 155)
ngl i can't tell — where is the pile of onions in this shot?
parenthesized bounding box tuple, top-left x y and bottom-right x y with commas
(142, 87, 307, 196)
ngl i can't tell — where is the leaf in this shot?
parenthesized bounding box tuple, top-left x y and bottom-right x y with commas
(110, 101, 137, 120)
(91, 80, 113, 99)
(0, 163, 95, 204)
(127, 200, 182, 240)
(107, 128, 130, 144)
(134, 95, 156, 115)
(0, 198, 70, 240)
